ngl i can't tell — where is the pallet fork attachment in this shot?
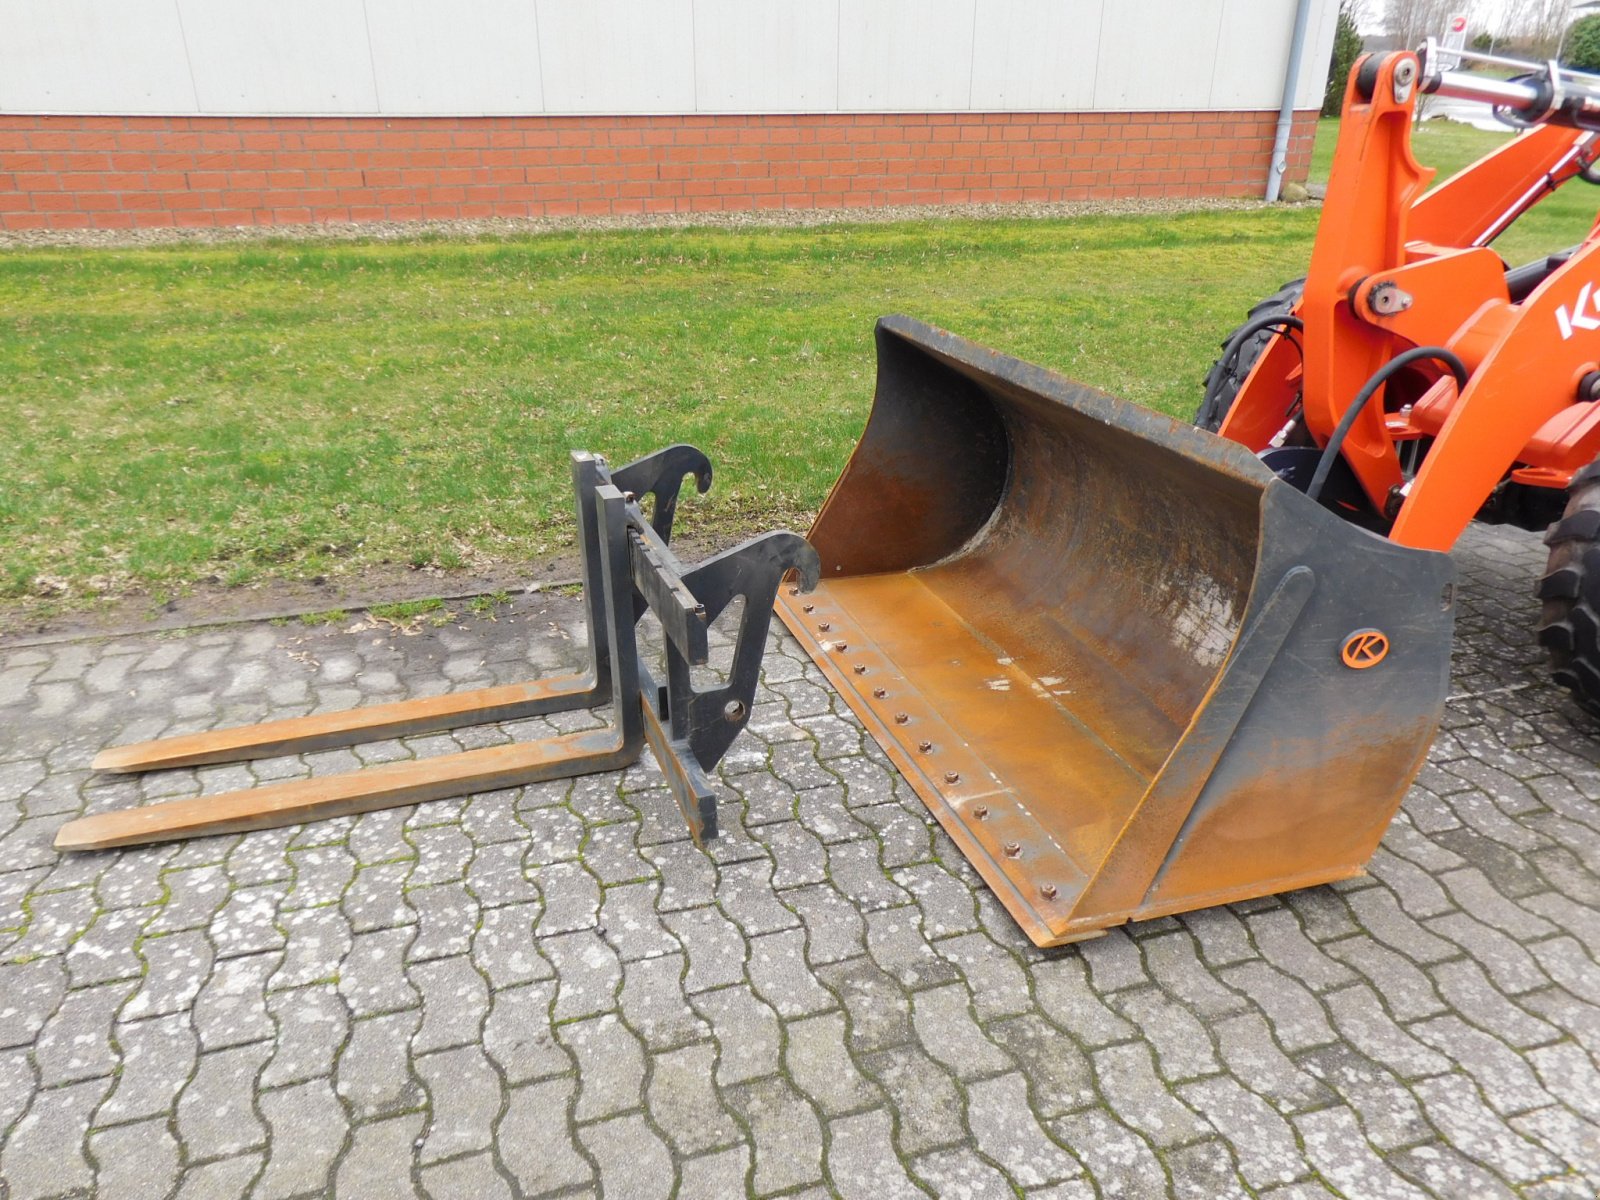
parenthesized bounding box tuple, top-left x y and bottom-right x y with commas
(778, 317, 1456, 947)
(58, 447, 818, 852)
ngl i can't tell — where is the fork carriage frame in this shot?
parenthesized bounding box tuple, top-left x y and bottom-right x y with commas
(58, 446, 818, 852)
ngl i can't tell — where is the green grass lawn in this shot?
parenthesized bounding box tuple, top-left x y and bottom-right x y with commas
(2, 116, 1596, 611)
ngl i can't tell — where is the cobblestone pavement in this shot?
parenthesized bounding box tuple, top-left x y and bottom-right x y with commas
(2, 522, 1599, 1199)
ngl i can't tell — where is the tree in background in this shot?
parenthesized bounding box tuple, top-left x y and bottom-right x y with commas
(1387, 0, 1459, 48)
(1519, 0, 1573, 56)
(1388, 0, 1575, 62)
(1567, 10, 1600, 67)
(1325, 1, 1365, 114)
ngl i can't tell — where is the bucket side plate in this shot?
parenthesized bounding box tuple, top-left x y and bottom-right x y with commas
(782, 317, 1272, 945)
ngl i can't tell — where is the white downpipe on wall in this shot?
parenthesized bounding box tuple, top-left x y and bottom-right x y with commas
(1266, 0, 1317, 201)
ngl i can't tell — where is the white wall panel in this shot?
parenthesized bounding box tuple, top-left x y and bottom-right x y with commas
(837, 0, 976, 110)
(366, 0, 544, 114)
(0, 0, 197, 113)
(1211, 0, 1343, 111)
(1092, 0, 1225, 109)
(0, 0, 1334, 116)
(537, 0, 695, 113)
(1296, 0, 1341, 111)
(969, 0, 1102, 111)
(1209, 0, 1292, 110)
(692, 0, 838, 112)
(178, 0, 378, 113)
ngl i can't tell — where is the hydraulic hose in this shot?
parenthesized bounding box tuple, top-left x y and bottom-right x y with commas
(1201, 313, 1304, 414)
(1305, 346, 1469, 505)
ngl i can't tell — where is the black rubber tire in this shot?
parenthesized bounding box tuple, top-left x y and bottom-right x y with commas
(1537, 459, 1600, 716)
(1195, 279, 1305, 433)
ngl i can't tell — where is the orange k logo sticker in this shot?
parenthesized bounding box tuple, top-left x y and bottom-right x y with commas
(1341, 629, 1389, 669)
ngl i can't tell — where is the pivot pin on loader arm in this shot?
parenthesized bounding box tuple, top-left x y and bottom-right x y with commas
(58, 447, 818, 852)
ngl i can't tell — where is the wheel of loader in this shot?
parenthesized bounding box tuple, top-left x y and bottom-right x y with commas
(1195, 280, 1304, 432)
(1538, 459, 1600, 716)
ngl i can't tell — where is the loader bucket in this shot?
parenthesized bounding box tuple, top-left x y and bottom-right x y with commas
(777, 317, 1455, 947)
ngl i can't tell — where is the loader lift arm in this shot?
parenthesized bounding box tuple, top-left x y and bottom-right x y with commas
(1218, 46, 1600, 553)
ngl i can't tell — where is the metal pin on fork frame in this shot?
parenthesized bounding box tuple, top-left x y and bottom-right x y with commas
(57, 446, 819, 852)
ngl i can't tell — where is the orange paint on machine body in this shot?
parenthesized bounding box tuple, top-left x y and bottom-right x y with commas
(1220, 52, 1600, 552)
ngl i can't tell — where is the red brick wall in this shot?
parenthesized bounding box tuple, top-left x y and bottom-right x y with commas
(0, 110, 1319, 231)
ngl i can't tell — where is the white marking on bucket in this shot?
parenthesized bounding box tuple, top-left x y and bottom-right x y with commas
(985, 678, 1011, 691)
(1170, 577, 1237, 669)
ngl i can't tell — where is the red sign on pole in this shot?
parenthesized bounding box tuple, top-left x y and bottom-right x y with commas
(1441, 13, 1469, 69)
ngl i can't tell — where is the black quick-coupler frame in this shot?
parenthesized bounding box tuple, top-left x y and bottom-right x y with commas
(60, 445, 818, 851)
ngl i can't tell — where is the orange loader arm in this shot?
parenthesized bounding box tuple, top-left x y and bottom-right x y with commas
(1218, 49, 1600, 553)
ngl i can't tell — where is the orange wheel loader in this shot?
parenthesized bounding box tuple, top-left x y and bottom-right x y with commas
(777, 43, 1600, 947)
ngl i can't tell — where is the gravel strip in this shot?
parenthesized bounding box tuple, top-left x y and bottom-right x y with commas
(0, 196, 1313, 251)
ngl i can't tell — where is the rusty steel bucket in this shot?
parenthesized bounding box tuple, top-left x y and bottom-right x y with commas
(777, 317, 1456, 947)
